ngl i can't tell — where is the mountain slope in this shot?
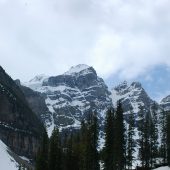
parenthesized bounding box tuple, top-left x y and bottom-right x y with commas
(15, 79, 51, 125)
(0, 66, 44, 158)
(0, 140, 18, 170)
(111, 81, 157, 114)
(160, 95, 170, 111)
(23, 64, 112, 135)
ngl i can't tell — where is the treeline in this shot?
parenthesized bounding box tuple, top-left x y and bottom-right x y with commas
(137, 104, 170, 169)
(35, 102, 170, 170)
(36, 112, 99, 170)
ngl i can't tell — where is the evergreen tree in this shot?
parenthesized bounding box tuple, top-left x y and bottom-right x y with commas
(84, 112, 100, 170)
(90, 112, 100, 170)
(138, 105, 145, 167)
(114, 101, 126, 170)
(150, 103, 159, 168)
(62, 133, 74, 170)
(49, 127, 62, 170)
(78, 112, 99, 170)
(126, 110, 135, 170)
(103, 108, 115, 170)
(79, 120, 88, 170)
(143, 112, 151, 168)
(160, 109, 167, 164)
(36, 129, 49, 170)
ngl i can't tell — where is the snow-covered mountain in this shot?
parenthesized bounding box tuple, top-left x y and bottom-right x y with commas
(23, 64, 112, 135)
(23, 65, 164, 136)
(111, 81, 157, 114)
(160, 95, 170, 111)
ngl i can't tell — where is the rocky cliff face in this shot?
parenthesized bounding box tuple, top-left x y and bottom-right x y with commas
(110, 81, 162, 126)
(160, 95, 170, 111)
(16, 80, 51, 125)
(111, 81, 157, 113)
(23, 64, 112, 135)
(0, 66, 44, 158)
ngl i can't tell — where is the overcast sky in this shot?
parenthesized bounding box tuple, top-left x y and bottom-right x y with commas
(0, 0, 170, 100)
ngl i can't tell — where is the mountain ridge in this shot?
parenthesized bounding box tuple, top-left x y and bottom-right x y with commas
(21, 64, 168, 137)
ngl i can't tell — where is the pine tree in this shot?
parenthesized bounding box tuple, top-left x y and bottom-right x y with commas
(62, 133, 75, 170)
(160, 109, 167, 164)
(79, 120, 88, 170)
(78, 112, 99, 170)
(143, 112, 151, 168)
(103, 108, 115, 170)
(126, 110, 135, 170)
(36, 129, 49, 170)
(150, 103, 159, 168)
(138, 105, 145, 167)
(90, 112, 100, 170)
(49, 127, 62, 170)
(114, 101, 126, 170)
(85, 112, 100, 170)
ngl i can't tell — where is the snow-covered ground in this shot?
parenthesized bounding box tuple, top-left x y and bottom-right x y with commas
(0, 140, 18, 170)
(154, 166, 170, 170)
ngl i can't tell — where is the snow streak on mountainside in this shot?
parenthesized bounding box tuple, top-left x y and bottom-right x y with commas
(111, 81, 156, 114)
(0, 140, 18, 170)
(160, 95, 170, 111)
(24, 64, 112, 136)
(154, 167, 170, 170)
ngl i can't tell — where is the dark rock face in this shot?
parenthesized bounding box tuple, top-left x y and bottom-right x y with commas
(24, 65, 112, 134)
(19, 85, 51, 124)
(160, 95, 170, 111)
(0, 66, 44, 158)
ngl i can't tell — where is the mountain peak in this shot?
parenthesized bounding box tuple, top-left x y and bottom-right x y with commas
(114, 81, 128, 92)
(131, 82, 142, 89)
(111, 80, 154, 113)
(160, 95, 170, 111)
(29, 74, 49, 83)
(161, 95, 170, 104)
(64, 64, 94, 75)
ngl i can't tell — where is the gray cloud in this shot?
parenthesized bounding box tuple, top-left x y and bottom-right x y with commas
(0, 0, 170, 81)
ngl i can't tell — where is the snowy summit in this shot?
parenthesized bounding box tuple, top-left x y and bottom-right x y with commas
(64, 64, 92, 75)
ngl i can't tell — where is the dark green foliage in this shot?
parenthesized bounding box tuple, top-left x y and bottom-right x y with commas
(34, 112, 100, 170)
(160, 109, 167, 164)
(103, 103, 126, 170)
(143, 112, 151, 168)
(138, 105, 152, 168)
(36, 129, 49, 170)
(49, 128, 62, 170)
(126, 110, 135, 170)
(103, 108, 115, 170)
(150, 103, 159, 168)
(138, 106, 146, 167)
(114, 101, 126, 170)
(80, 112, 100, 170)
(138, 104, 160, 169)
(35, 104, 165, 170)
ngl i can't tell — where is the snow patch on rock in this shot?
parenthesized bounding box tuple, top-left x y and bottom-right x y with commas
(0, 140, 18, 170)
